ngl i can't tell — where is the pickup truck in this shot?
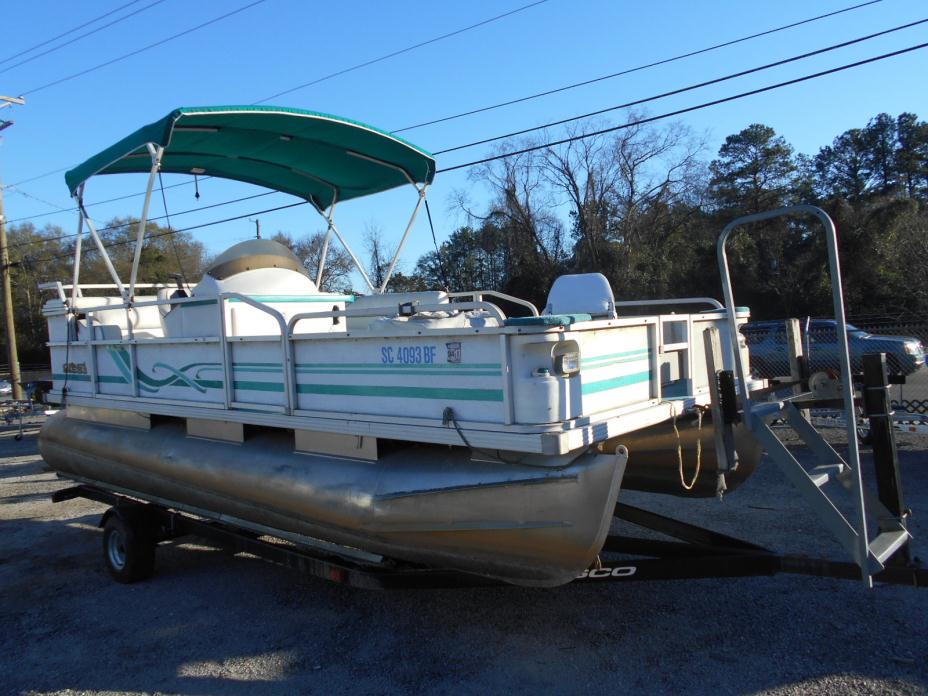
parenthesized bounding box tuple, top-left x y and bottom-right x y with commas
(741, 319, 925, 378)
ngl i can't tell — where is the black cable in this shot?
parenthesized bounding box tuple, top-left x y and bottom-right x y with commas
(158, 171, 190, 287)
(5, 0, 884, 220)
(435, 17, 928, 155)
(27, 200, 309, 265)
(438, 41, 928, 173)
(252, 0, 550, 104)
(0, 0, 170, 76)
(392, 0, 886, 134)
(19, 0, 266, 96)
(1, 167, 70, 191)
(11, 40, 928, 261)
(0, 0, 145, 65)
(19, 41, 925, 267)
(424, 198, 451, 291)
(7, 189, 275, 250)
(4, 177, 209, 224)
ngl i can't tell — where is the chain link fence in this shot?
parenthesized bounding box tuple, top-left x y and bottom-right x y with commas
(743, 316, 928, 417)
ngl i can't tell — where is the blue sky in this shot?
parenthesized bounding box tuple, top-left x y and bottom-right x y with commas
(1, 0, 926, 284)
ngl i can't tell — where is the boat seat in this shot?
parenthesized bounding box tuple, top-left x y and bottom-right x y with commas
(543, 273, 617, 319)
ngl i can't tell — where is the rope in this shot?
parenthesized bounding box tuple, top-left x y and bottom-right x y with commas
(670, 403, 705, 491)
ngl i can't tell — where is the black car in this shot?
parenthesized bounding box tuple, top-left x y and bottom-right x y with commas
(741, 319, 926, 378)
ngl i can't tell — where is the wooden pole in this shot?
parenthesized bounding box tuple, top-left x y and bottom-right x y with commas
(0, 182, 24, 400)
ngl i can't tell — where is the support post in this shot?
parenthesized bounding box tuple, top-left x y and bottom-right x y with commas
(315, 203, 337, 288)
(862, 352, 910, 565)
(703, 327, 737, 494)
(0, 182, 23, 400)
(379, 185, 428, 293)
(786, 318, 809, 419)
(128, 144, 164, 300)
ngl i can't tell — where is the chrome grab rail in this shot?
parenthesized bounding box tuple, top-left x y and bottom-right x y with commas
(616, 297, 723, 311)
(288, 301, 508, 335)
(219, 292, 294, 413)
(446, 290, 539, 316)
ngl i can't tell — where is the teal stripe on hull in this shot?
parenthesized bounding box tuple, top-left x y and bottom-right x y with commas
(297, 383, 504, 402)
(234, 380, 284, 393)
(582, 370, 652, 395)
(581, 348, 649, 366)
(296, 368, 501, 377)
(52, 373, 91, 382)
(296, 361, 502, 370)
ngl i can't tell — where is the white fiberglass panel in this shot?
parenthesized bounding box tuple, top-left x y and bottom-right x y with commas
(291, 334, 506, 423)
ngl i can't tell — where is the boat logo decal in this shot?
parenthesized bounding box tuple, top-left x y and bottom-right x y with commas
(105, 347, 222, 393)
(62, 361, 88, 375)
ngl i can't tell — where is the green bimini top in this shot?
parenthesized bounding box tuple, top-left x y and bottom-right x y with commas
(65, 106, 436, 209)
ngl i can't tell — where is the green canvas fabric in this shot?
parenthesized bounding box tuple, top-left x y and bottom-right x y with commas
(65, 106, 435, 208)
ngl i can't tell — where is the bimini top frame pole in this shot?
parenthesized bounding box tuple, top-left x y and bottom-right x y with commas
(311, 150, 432, 295)
(71, 144, 163, 303)
(63, 106, 436, 297)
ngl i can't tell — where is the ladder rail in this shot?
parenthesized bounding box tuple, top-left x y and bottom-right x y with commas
(716, 205, 871, 585)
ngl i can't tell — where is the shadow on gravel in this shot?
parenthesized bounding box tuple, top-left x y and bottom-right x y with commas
(1, 427, 925, 695)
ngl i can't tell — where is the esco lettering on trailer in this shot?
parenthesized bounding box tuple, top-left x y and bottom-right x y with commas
(577, 566, 637, 579)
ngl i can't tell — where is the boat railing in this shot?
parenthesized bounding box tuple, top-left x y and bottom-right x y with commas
(616, 297, 724, 311)
(446, 290, 539, 317)
(287, 301, 509, 335)
(216, 293, 296, 411)
(39, 281, 183, 303)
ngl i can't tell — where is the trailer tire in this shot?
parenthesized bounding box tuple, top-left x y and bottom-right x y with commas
(102, 513, 155, 583)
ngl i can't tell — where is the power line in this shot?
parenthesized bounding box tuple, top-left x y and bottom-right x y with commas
(1, 167, 70, 189)
(9, 38, 927, 254)
(4, 177, 208, 224)
(24, 200, 309, 265)
(392, 0, 885, 134)
(437, 41, 928, 173)
(3, 0, 887, 210)
(19, 0, 266, 96)
(7, 189, 277, 249)
(17, 40, 927, 265)
(0, 0, 146, 65)
(0, 0, 170, 76)
(6, 1, 545, 215)
(434, 17, 928, 156)
(253, 0, 550, 104)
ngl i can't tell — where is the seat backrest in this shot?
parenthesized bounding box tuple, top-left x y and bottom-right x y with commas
(544, 274, 617, 319)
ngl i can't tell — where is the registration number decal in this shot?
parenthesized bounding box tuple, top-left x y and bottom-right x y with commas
(381, 345, 438, 364)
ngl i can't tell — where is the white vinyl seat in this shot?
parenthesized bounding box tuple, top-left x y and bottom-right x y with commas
(543, 273, 617, 319)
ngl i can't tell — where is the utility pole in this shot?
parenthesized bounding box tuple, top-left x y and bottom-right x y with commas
(0, 95, 26, 400)
(253, 218, 261, 239)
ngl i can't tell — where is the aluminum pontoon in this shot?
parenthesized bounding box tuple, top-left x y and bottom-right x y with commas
(38, 106, 916, 589)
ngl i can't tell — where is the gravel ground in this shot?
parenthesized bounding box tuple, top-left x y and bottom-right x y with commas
(1, 416, 927, 695)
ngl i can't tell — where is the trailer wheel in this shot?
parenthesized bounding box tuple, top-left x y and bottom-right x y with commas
(102, 513, 155, 583)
